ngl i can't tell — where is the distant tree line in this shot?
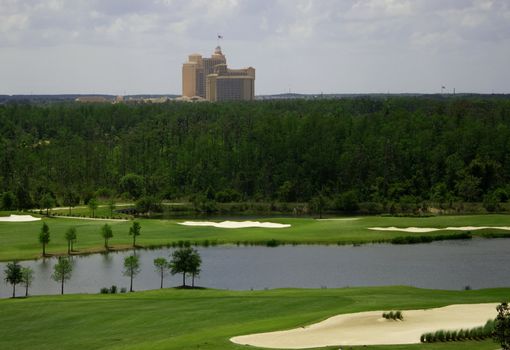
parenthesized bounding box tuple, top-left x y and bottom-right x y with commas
(1, 97, 510, 212)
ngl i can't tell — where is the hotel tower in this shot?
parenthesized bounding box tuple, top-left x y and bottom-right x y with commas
(182, 46, 255, 101)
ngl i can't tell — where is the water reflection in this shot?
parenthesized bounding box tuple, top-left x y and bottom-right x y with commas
(1, 238, 510, 298)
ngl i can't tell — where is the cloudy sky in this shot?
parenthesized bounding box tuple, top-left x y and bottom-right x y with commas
(1, 0, 509, 95)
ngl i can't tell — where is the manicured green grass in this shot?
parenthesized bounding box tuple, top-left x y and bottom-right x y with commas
(0, 286, 507, 350)
(1, 214, 510, 261)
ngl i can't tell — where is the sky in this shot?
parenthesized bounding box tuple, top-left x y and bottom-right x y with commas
(1, 0, 509, 95)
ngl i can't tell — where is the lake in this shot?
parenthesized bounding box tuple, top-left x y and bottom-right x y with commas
(1, 238, 509, 297)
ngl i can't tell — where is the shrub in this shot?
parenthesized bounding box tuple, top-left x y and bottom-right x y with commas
(109, 285, 117, 294)
(100, 287, 109, 294)
(382, 311, 403, 320)
(120, 287, 127, 293)
(425, 332, 433, 342)
(421, 319, 495, 343)
(266, 239, 281, 247)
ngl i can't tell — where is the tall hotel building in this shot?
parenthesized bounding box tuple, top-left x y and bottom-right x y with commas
(182, 46, 255, 101)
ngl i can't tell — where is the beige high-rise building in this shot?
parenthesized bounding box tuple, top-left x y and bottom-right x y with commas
(182, 46, 255, 101)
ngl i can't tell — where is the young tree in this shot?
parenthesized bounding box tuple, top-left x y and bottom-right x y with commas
(188, 250, 202, 288)
(63, 191, 80, 215)
(21, 266, 34, 297)
(40, 193, 55, 216)
(65, 227, 77, 254)
(88, 197, 98, 218)
(494, 302, 510, 350)
(123, 255, 140, 292)
(1, 191, 16, 210)
(39, 222, 50, 257)
(153, 257, 169, 289)
(4, 261, 22, 298)
(309, 194, 326, 219)
(129, 221, 141, 248)
(169, 247, 201, 287)
(51, 257, 73, 295)
(101, 223, 113, 250)
(108, 199, 116, 217)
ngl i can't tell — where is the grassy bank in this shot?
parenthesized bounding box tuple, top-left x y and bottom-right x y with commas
(0, 286, 507, 350)
(1, 214, 510, 261)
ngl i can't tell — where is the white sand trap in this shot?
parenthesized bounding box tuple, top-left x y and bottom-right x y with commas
(231, 303, 498, 348)
(179, 221, 291, 229)
(0, 214, 41, 222)
(369, 226, 510, 233)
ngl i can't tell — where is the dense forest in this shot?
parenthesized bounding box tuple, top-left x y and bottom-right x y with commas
(1, 96, 510, 213)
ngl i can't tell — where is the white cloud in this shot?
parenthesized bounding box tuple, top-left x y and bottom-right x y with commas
(0, 0, 509, 94)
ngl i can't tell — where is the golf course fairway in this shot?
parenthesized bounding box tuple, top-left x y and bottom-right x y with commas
(0, 286, 508, 350)
(1, 214, 510, 261)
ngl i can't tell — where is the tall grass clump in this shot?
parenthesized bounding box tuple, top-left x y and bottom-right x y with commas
(391, 232, 472, 245)
(421, 319, 495, 343)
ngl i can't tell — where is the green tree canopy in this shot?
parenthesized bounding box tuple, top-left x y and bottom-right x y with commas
(40, 193, 55, 216)
(494, 302, 510, 350)
(153, 257, 169, 289)
(65, 227, 77, 254)
(120, 173, 144, 199)
(38, 222, 50, 256)
(129, 221, 141, 247)
(101, 224, 113, 250)
(170, 247, 201, 287)
(4, 261, 23, 298)
(88, 198, 98, 218)
(123, 255, 141, 292)
(21, 266, 34, 297)
(51, 257, 73, 295)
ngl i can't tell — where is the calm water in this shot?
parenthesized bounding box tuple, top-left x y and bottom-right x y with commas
(1, 238, 510, 298)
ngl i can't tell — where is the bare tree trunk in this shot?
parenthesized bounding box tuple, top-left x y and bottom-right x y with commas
(130, 270, 133, 292)
(12, 283, 16, 298)
(25, 283, 28, 297)
(160, 270, 163, 289)
(61, 276, 64, 295)
(182, 272, 185, 287)
(192, 273, 195, 287)
(42, 243, 46, 257)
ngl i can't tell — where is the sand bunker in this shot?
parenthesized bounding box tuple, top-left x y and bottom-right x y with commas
(179, 221, 291, 229)
(0, 214, 41, 222)
(231, 303, 498, 348)
(369, 226, 510, 233)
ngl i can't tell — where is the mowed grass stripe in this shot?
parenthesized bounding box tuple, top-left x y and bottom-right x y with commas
(0, 286, 508, 350)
